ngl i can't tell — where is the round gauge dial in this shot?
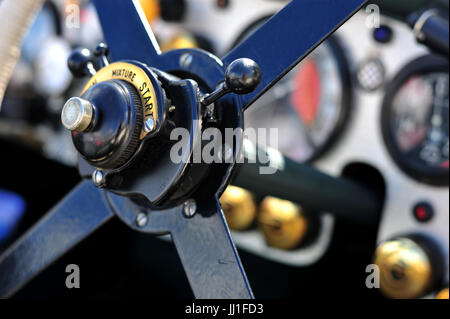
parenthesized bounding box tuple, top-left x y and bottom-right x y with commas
(244, 36, 352, 162)
(382, 55, 449, 186)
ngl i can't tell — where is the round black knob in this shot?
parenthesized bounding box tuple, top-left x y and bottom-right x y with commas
(94, 42, 109, 57)
(201, 58, 262, 107)
(67, 48, 96, 78)
(225, 58, 262, 94)
(94, 42, 110, 68)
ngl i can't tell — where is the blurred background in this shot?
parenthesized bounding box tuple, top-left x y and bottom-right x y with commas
(0, 0, 448, 299)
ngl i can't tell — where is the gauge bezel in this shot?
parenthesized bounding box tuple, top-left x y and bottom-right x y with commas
(381, 54, 449, 187)
(306, 35, 353, 162)
(232, 17, 353, 163)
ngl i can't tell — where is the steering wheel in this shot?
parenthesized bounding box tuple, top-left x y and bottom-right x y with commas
(0, 0, 367, 299)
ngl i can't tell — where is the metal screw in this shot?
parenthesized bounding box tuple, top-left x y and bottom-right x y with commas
(183, 199, 197, 218)
(180, 53, 193, 68)
(135, 212, 148, 228)
(92, 170, 106, 188)
(143, 117, 155, 132)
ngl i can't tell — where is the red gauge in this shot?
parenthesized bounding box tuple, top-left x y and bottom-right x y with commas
(244, 35, 351, 162)
(291, 58, 321, 126)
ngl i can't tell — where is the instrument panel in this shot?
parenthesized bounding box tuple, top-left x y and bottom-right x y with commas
(0, 0, 447, 299)
(320, 12, 449, 284)
(183, 0, 449, 283)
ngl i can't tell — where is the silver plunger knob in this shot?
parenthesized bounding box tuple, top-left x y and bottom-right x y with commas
(61, 97, 94, 132)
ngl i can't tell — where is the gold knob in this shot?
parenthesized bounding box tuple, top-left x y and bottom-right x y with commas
(220, 186, 257, 231)
(436, 288, 449, 299)
(138, 0, 160, 24)
(374, 238, 433, 299)
(161, 33, 198, 52)
(257, 196, 308, 250)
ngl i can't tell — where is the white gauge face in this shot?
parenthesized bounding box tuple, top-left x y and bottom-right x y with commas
(381, 53, 450, 186)
(390, 72, 449, 173)
(245, 40, 348, 162)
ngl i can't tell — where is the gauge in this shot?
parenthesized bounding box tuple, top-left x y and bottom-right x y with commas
(382, 55, 449, 186)
(243, 35, 352, 162)
(232, 16, 351, 162)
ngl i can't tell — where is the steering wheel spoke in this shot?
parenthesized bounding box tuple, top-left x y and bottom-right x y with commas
(223, 0, 367, 110)
(92, 0, 161, 64)
(170, 198, 253, 299)
(107, 193, 254, 299)
(0, 180, 114, 298)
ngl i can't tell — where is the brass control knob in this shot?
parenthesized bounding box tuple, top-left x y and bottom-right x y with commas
(220, 186, 257, 231)
(374, 237, 443, 299)
(138, 0, 160, 24)
(161, 33, 198, 52)
(436, 288, 449, 299)
(257, 196, 308, 250)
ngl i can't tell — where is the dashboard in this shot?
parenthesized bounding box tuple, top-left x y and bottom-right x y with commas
(0, 0, 447, 299)
(183, 0, 449, 291)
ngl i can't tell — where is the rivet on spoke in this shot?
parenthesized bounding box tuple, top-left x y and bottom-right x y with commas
(135, 212, 148, 228)
(183, 199, 197, 218)
(92, 169, 106, 188)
